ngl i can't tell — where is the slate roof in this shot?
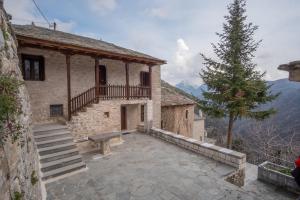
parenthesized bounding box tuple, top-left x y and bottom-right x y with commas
(161, 80, 195, 106)
(12, 24, 165, 64)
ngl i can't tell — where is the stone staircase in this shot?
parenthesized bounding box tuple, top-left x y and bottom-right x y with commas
(33, 123, 86, 181)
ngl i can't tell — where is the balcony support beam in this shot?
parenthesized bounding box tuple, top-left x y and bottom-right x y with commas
(66, 53, 71, 121)
(125, 62, 130, 100)
(95, 57, 100, 99)
(149, 65, 153, 100)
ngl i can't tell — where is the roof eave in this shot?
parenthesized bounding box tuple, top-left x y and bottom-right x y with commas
(16, 34, 167, 65)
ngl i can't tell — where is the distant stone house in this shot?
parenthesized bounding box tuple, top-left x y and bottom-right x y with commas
(161, 81, 205, 140)
(13, 24, 165, 140)
(278, 61, 300, 82)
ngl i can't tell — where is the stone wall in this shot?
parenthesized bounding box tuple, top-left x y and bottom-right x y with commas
(258, 161, 300, 194)
(148, 128, 246, 186)
(18, 46, 161, 126)
(0, 3, 41, 199)
(67, 99, 151, 141)
(161, 105, 194, 138)
(193, 118, 205, 141)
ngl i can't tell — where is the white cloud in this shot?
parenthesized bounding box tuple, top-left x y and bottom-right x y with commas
(4, 0, 76, 32)
(145, 7, 169, 19)
(87, 0, 117, 13)
(162, 38, 203, 86)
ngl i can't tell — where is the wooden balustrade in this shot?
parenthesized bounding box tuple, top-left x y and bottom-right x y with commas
(70, 87, 97, 114)
(98, 84, 151, 100)
(70, 84, 150, 115)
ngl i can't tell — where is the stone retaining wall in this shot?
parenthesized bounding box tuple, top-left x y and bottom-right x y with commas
(0, 2, 42, 199)
(149, 128, 246, 186)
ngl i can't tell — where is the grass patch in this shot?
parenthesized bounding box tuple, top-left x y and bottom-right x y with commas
(278, 168, 292, 176)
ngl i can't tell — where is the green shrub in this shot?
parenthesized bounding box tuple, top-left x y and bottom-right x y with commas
(31, 170, 38, 186)
(0, 74, 23, 145)
(278, 168, 292, 176)
(12, 191, 22, 200)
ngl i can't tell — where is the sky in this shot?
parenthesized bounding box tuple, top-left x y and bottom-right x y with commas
(4, 0, 300, 86)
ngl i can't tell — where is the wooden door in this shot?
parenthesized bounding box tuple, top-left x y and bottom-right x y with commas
(98, 65, 107, 95)
(121, 106, 127, 130)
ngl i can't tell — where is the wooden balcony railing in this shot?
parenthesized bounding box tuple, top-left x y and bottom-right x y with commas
(70, 87, 97, 114)
(98, 84, 151, 100)
(70, 84, 150, 115)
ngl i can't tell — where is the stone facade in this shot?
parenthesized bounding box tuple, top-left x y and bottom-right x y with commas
(67, 99, 150, 140)
(17, 47, 161, 133)
(193, 116, 205, 141)
(0, 3, 41, 200)
(161, 105, 194, 138)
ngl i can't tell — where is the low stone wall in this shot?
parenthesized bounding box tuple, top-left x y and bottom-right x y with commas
(258, 161, 300, 194)
(149, 128, 246, 186)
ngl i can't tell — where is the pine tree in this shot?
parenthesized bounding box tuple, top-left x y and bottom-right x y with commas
(200, 0, 279, 149)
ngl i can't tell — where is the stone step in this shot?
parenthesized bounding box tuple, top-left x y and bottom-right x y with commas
(38, 143, 76, 156)
(40, 149, 79, 163)
(33, 123, 86, 181)
(34, 129, 71, 139)
(41, 155, 83, 172)
(36, 136, 73, 148)
(34, 131, 72, 142)
(42, 162, 86, 180)
(34, 127, 69, 136)
(33, 123, 67, 132)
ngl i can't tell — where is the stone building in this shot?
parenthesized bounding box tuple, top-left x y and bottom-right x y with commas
(161, 80, 205, 140)
(278, 61, 300, 82)
(13, 24, 165, 132)
(10, 24, 165, 181)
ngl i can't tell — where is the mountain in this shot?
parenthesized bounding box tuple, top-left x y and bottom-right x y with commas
(175, 79, 300, 138)
(176, 82, 207, 99)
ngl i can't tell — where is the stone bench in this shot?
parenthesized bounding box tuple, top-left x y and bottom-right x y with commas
(88, 132, 121, 155)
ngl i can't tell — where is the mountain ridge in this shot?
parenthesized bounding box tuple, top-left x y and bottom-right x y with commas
(175, 78, 300, 137)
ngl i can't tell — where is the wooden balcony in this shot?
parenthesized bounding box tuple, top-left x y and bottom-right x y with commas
(70, 84, 150, 115)
(98, 84, 150, 100)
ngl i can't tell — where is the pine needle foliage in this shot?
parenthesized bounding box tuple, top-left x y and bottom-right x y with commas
(199, 0, 279, 148)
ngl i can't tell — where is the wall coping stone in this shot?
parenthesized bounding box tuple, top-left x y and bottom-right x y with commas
(219, 148, 233, 154)
(150, 127, 246, 167)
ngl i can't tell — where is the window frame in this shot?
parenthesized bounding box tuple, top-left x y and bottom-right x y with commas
(21, 54, 45, 81)
(140, 71, 150, 86)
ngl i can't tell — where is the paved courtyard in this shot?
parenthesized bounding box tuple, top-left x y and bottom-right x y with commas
(46, 133, 297, 200)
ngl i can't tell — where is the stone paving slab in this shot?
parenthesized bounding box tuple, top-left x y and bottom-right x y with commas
(46, 133, 297, 200)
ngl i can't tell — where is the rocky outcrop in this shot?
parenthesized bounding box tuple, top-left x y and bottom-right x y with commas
(0, 1, 42, 199)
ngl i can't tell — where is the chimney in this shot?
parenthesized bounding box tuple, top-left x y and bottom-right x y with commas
(198, 110, 203, 118)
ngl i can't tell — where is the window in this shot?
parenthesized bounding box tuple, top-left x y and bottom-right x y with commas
(185, 110, 189, 119)
(141, 105, 145, 122)
(104, 112, 110, 118)
(140, 71, 150, 86)
(50, 104, 63, 117)
(22, 54, 45, 81)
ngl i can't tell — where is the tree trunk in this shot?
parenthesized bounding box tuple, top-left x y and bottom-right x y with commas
(227, 113, 234, 149)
